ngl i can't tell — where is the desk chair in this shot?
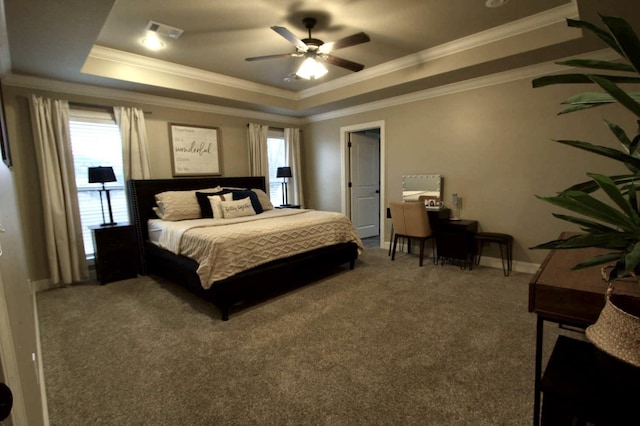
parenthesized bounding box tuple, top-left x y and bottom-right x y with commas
(389, 202, 436, 266)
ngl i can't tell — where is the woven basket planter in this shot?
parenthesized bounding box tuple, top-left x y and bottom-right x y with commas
(586, 288, 640, 368)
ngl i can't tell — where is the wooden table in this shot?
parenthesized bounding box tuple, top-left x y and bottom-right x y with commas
(528, 234, 640, 425)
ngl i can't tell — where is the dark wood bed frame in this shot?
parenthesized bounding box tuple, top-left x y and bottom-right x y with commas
(127, 177, 359, 321)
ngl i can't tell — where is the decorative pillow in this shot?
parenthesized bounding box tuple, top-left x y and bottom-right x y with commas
(219, 197, 256, 218)
(251, 188, 274, 211)
(231, 190, 263, 214)
(154, 187, 223, 221)
(207, 194, 228, 218)
(196, 190, 231, 218)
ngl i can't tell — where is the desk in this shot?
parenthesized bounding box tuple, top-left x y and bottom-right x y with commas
(528, 234, 640, 425)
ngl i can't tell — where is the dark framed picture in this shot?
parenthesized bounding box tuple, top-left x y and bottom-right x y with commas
(0, 82, 11, 167)
(169, 123, 220, 176)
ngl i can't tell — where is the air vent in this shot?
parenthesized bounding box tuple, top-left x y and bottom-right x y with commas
(145, 20, 184, 39)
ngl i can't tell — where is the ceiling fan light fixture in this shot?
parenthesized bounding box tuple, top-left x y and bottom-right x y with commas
(296, 57, 328, 80)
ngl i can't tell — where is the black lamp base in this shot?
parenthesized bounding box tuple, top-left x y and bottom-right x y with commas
(100, 222, 118, 227)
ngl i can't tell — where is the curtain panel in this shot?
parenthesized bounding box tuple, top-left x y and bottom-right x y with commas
(114, 106, 151, 180)
(284, 127, 304, 207)
(29, 95, 89, 284)
(247, 123, 269, 184)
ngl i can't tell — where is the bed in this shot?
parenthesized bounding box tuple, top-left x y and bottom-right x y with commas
(127, 177, 363, 320)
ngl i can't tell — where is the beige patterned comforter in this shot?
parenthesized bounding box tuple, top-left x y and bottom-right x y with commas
(149, 209, 364, 289)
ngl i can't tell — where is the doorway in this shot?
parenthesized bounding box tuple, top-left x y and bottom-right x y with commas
(340, 121, 385, 249)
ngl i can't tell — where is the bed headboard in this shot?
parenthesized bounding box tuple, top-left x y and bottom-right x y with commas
(127, 176, 266, 274)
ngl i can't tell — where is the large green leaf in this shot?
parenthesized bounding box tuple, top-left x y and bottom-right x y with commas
(532, 74, 640, 88)
(558, 104, 605, 115)
(587, 173, 640, 223)
(536, 192, 636, 231)
(562, 92, 640, 105)
(531, 233, 633, 250)
(629, 181, 639, 215)
(604, 119, 633, 150)
(567, 18, 623, 56)
(550, 213, 618, 233)
(601, 15, 640, 73)
(589, 75, 640, 117)
(565, 174, 639, 193)
(556, 59, 635, 73)
(553, 139, 640, 170)
(573, 252, 625, 270)
(625, 240, 640, 269)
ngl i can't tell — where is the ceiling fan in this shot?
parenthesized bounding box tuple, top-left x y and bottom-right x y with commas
(245, 17, 370, 80)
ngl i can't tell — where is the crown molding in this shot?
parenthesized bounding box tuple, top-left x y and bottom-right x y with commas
(298, 0, 580, 99)
(3, 73, 304, 125)
(87, 45, 300, 101)
(305, 48, 616, 123)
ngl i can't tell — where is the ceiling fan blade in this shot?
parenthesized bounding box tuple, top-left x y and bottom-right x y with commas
(271, 26, 307, 51)
(319, 32, 370, 54)
(245, 53, 296, 62)
(323, 55, 365, 72)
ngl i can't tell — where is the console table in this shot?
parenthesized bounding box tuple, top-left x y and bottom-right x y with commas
(528, 234, 640, 425)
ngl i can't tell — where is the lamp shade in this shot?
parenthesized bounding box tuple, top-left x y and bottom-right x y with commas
(88, 166, 116, 184)
(296, 57, 328, 80)
(276, 166, 292, 178)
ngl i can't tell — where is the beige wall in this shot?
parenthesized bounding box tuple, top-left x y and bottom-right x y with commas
(304, 77, 634, 266)
(0, 116, 44, 423)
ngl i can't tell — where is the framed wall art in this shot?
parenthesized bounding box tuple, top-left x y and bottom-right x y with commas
(169, 123, 220, 176)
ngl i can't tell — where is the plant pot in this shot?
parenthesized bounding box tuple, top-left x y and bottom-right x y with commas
(586, 292, 640, 368)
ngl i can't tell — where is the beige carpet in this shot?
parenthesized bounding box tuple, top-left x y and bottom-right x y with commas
(37, 248, 561, 425)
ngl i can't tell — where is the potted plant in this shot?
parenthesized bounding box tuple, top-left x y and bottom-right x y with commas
(531, 14, 640, 367)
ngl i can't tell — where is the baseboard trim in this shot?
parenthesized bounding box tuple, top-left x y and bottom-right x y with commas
(31, 279, 57, 293)
(382, 241, 540, 275)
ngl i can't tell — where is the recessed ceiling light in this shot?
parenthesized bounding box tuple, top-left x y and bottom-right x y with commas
(141, 36, 165, 50)
(485, 0, 509, 7)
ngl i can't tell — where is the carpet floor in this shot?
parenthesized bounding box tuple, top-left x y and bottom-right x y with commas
(37, 248, 563, 425)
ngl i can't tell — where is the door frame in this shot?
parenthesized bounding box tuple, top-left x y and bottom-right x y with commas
(340, 120, 385, 249)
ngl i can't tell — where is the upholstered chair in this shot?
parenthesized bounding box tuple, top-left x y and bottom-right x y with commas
(389, 201, 436, 266)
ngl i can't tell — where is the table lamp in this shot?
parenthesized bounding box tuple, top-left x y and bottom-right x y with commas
(276, 166, 292, 206)
(88, 166, 117, 226)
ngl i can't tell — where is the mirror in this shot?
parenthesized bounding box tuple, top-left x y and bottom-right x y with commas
(402, 174, 443, 208)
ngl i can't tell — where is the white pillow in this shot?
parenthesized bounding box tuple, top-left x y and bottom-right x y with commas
(154, 187, 223, 221)
(207, 195, 226, 218)
(251, 188, 274, 210)
(219, 197, 256, 218)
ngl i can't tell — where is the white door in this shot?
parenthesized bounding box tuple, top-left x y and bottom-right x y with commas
(350, 130, 380, 239)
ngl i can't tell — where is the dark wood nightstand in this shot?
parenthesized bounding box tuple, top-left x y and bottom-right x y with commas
(90, 223, 137, 284)
(276, 205, 301, 209)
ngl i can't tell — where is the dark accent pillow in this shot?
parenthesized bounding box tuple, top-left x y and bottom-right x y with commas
(196, 190, 231, 218)
(231, 190, 264, 214)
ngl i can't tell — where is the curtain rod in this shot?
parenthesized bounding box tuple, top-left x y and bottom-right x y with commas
(69, 101, 152, 115)
(247, 124, 296, 131)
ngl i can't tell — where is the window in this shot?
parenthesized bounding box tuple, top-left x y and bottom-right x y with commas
(267, 129, 286, 206)
(69, 109, 128, 258)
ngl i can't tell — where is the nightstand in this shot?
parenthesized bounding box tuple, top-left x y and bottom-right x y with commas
(276, 205, 301, 209)
(90, 223, 137, 284)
